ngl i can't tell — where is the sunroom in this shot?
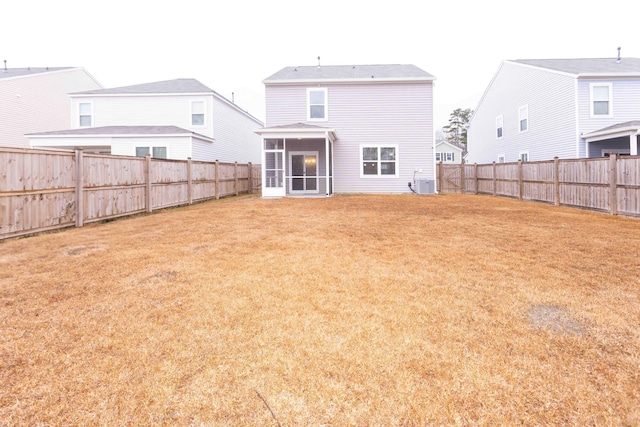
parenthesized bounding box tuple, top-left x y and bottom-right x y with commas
(256, 123, 337, 197)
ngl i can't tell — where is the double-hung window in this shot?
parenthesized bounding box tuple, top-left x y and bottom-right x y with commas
(436, 152, 455, 162)
(191, 101, 205, 125)
(361, 145, 398, 177)
(79, 102, 92, 127)
(519, 105, 529, 132)
(590, 83, 612, 117)
(307, 88, 327, 120)
(496, 115, 504, 139)
(135, 146, 167, 159)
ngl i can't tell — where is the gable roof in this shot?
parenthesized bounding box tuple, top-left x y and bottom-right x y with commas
(72, 78, 214, 95)
(509, 58, 640, 76)
(263, 64, 435, 83)
(27, 125, 213, 141)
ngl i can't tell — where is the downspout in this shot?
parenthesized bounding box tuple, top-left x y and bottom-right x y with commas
(325, 131, 330, 196)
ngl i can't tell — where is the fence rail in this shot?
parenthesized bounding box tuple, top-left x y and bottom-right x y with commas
(438, 155, 640, 217)
(0, 147, 262, 239)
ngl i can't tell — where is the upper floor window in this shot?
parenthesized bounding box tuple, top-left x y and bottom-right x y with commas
(79, 102, 92, 127)
(519, 105, 529, 133)
(496, 115, 504, 139)
(307, 88, 327, 121)
(191, 101, 205, 125)
(361, 145, 398, 177)
(590, 83, 612, 117)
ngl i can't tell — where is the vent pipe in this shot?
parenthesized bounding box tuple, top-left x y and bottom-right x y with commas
(3, 60, 6, 72)
(232, 92, 235, 103)
(317, 56, 321, 69)
(617, 47, 621, 63)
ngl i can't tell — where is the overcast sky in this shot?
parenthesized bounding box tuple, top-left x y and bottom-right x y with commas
(5, 0, 639, 129)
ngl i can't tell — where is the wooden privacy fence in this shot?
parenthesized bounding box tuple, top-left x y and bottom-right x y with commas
(0, 147, 262, 239)
(438, 155, 640, 217)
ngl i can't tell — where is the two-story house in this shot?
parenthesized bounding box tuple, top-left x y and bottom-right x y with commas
(466, 56, 640, 164)
(0, 66, 102, 148)
(256, 64, 436, 197)
(28, 78, 263, 163)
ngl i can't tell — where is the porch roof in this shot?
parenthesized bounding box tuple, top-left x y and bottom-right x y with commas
(255, 122, 337, 142)
(582, 120, 640, 143)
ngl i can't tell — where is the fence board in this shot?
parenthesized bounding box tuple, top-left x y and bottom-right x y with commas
(0, 147, 261, 239)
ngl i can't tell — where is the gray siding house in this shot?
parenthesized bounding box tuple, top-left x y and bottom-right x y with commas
(257, 64, 435, 197)
(467, 56, 640, 163)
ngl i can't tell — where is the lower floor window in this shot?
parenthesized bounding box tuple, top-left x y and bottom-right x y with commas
(136, 146, 167, 159)
(361, 145, 397, 177)
(436, 152, 455, 162)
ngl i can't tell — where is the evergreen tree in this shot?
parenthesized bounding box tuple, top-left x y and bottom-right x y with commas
(442, 108, 473, 146)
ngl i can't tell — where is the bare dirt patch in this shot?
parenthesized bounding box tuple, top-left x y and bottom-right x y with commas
(1, 193, 639, 425)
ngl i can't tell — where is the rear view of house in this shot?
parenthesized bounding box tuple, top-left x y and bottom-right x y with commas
(467, 55, 640, 163)
(0, 66, 102, 148)
(29, 78, 263, 163)
(257, 63, 435, 197)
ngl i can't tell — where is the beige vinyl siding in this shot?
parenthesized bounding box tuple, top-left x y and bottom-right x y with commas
(468, 62, 577, 163)
(0, 68, 102, 148)
(265, 81, 434, 194)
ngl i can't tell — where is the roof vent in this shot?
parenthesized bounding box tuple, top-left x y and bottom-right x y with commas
(617, 47, 622, 63)
(3, 60, 6, 73)
(317, 56, 320, 69)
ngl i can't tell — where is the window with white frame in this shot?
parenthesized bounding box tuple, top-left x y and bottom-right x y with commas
(497, 154, 506, 163)
(307, 88, 327, 120)
(191, 101, 205, 125)
(519, 105, 529, 132)
(590, 83, 612, 117)
(436, 152, 455, 162)
(496, 115, 504, 139)
(519, 151, 529, 162)
(135, 146, 168, 159)
(361, 145, 398, 177)
(79, 102, 92, 127)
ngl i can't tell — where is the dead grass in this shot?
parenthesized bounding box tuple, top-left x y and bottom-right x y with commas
(1, 193, 640, 426)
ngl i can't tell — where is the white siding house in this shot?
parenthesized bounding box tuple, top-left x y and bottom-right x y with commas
(435, 141, 465, 164)
(0, 67, 102, 148)
(467, 57, 640, 163)
(257, 64, 436, 197)
(29, 78, 263, 163)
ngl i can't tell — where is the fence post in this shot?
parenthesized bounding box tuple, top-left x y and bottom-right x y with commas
(518, 159, 523, 201)
(248, 162, 253, 194)
(145, 154, 152, 213)
(460, 159, 465, 194)
(187, 157, 193, 205)
(492, 162, 497, 196)
(438, 161, 443, 193)
(474, 163, 478, 195)
(234, 162, 239, 196)
(554, 157, 560, 206)
(609, 154, 617, 215)
(215, 160, 220, 200)
(75, 149, 84, 228)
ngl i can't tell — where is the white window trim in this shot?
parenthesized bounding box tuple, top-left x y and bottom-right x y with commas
(79, 102, 93, 127)
(497, 154, 506, 163)
(135, 146, 169, 159)
(496, 115, 504, 139)
(307, 88, 328, 121)
(589, 82, 613, 118)
(191, 100, 206, 126)
(519, 150, 530, 162)
(519, 105, 529, 133)
(359, 144, 399, 178)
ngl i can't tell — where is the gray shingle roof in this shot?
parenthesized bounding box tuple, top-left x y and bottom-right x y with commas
(0, 67, 74, 79)
(511, 58, 640, 74)
(27, 125, 211, 139)
(72, 78, 214, 95)
(264, 64, 435, 82)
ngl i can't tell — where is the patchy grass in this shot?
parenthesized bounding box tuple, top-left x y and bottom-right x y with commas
(1, 194, 639, 426)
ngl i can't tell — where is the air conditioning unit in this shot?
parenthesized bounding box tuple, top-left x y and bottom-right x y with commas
(416, 179, 435, 195)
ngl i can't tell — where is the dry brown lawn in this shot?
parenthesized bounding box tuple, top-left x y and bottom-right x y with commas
(1, 194, 640, 426)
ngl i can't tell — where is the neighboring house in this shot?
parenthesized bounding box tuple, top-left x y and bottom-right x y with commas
(256, 64, 436, 197)
(467, 56, 640, 164)
(0, 66, 102, 148)
(29, 78, 263, 163)
(435, 140, 466, 164)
